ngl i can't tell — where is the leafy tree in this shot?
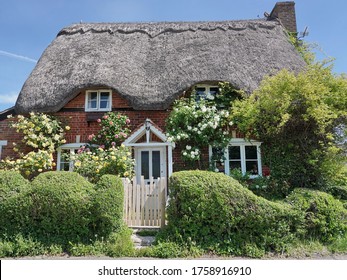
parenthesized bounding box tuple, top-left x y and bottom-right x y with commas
(231, 64, 347, 189)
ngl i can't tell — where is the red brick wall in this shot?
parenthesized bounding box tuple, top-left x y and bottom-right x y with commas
(0, 118, 24, 159)
(53, 89, 171, 143)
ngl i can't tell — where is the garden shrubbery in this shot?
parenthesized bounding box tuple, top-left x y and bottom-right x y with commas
(0, 170, 130, 257)
(92, 175, 124, 237)
(285, 188, 347, 242)
(0, 171, 31, 236)
(30, 171, 96, 243)
(162, 170, 305, 257)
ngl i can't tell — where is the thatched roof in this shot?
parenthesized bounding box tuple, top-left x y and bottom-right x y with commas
(15, 19, 306, 113)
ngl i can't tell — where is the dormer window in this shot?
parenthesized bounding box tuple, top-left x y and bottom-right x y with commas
(195, 85, 219, 102)
(85, 90, 112, 112)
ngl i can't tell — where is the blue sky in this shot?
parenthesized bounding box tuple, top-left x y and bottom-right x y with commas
(0, 0, 346, 112)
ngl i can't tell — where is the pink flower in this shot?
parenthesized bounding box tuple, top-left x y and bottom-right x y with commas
(126, 119, 130, 124)
(88, 134, 95, 141)
(97, 119, 101, 123)
(111, 142, 116, 146)
(115, 134, 119, 138)
(103, 115, 109, 120)
(109, 121, 113, 125)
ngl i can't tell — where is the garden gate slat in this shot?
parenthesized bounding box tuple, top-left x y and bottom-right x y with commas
(122, 177, 167, 228)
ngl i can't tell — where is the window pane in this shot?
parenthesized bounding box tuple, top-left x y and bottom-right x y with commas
(88, 92, 98, 109)
(209, 87, 219, 96)
(100, 92, 110, 109)
(229, 146, 241, 160)
(246, 161, 258, 175)
(245, 146, 257, 159)
(195, 87, 206, 101)
(60, 150, 71, 171)
(229, 161, 241, 171)
(152, 151, 161, 179)
(141, 151, 149, 180)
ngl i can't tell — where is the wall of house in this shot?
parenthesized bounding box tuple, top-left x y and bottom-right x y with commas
(0, 118, 24, 160)
(0, 89, 189, 171)
(0, 89, 265, 174)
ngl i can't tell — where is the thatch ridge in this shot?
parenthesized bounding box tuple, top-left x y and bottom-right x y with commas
(15, 19, 306, 114)
(57, 19, 276, 38)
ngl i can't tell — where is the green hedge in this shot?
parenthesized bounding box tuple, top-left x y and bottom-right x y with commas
(285, 188, 347, 242)
(0, 171, 126, 246)
(164, 170, 304, 257)
(325, 185, 347, 201)
(0, 170, 29, 201)
(92, 175, 124, 237)
(30, 171, 96, 243)
(0, 171, 31, 235)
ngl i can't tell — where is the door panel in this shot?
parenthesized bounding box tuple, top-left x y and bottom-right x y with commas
(136, 147, 166, 184)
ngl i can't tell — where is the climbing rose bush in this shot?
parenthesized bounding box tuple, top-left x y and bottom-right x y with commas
(166, 94, 233, 163)
(72, 144, 134, 183)
(9, 112, 67, 151)
(72, 112, 134, 182)
(89, 112, 131, 148)
(1, 113, 68, 178)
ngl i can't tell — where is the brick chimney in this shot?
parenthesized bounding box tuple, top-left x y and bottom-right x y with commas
(269, 1, 297, 33)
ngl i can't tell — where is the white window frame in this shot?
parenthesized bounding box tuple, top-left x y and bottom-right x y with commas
(85, 90, 112, 112)
(209, 138, 262, 178)
(57, 143, 87, 171)
(194, 84, 219, 101)
(0, 140, 8, 160)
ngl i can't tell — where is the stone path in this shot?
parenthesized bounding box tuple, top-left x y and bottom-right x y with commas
(131, 229, 157, 249)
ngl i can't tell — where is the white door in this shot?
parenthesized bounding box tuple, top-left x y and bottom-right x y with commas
(135, 147, 166, 184)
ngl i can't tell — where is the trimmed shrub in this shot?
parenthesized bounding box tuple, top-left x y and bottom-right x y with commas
(0, 171, 31, 235)
(285, 188, 347, 242)
(30, 171, 95, 244)
(0, 170, 29, 201)
(325, 185, 347, 201)
(92, 175, 124, 237)
(164, 170, 304, 257)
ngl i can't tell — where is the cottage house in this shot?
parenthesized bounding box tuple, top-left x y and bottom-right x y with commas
(0, 2, 306, 182)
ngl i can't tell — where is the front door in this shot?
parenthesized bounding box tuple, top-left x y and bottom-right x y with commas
(135, 147, 166, 184)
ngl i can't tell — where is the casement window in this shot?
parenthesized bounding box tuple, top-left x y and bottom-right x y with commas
(57, 143, 86, 171)
(85, 90, 112, 112)
(209, 139, 262, 178)
(0, 140, 7, 160)
(195, 85, 219, 101)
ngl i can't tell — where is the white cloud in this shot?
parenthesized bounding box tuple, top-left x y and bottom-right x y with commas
(0, 91, 19, 104)
(0, 50, 37, 63)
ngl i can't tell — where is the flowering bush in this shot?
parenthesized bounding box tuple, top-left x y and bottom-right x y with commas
(1, 113, 68, 179)
(72, 144, 134, 183)
(10, 112, 67, 152)
(89, 112, 131, 148)
(166, 85, 239, 164)
(72, 112, 134, 182)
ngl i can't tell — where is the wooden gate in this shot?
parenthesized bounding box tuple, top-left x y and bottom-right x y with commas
(122, 177, 167, 228)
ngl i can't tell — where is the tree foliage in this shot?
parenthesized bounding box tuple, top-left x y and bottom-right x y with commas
(231, 64, 347, 188)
